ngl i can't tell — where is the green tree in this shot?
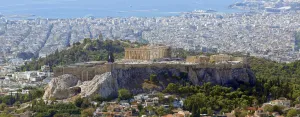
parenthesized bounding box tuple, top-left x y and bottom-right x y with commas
(118, 89, 131, 100)
(91, 94, 104, 102)
(13, 101, 21, 108)
(0, 113, 13, 117)
(287, 109, 300, 117)
(98, 33, 103, 41)
(155, 106, 167, 116)
(164, 83, 179, 93)
(150, 74, 158, 83)
(81, 108, 95, 117)
(81, 98, 90, 108)
(263, 105, 284, 114)
(74, 97, 83, 108)
(0, 103, 6, 111)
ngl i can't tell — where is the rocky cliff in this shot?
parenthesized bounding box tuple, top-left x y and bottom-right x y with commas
(43, 65, 256, 99)
(79, 72, 118, 98)
(112, 66, 256, 94)
(43, 74, 80, 100)
(43, 73, 118, 100)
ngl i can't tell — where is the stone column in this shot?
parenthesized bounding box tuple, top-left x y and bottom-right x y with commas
(143, 51, 146, 60)
(137, 50, 140, 60)
(133, 51, 135, 59)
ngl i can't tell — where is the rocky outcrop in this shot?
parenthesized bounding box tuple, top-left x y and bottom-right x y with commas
(43, 74, 80, 100)
(79, 72, 118, 98)
(43, 72, 118, 100)
(43, 65, 256, 100)
(112, 66, 256, 94)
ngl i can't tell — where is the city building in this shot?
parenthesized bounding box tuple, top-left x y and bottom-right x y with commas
(124, 45, 171, 60)
(41, 65, 51, 72)
(269, 98, 291, 108)
(262, 98, 291, 109)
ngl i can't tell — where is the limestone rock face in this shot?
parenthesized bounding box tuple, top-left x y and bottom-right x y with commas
(80, 72, 118, 98)
(43, 65, 256, 100)
(112, 66, 256, 94)
(43, 74, 79, 100)
(43, 73, 117, 100)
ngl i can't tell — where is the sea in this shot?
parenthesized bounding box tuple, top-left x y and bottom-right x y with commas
(0, 0, 243, 19)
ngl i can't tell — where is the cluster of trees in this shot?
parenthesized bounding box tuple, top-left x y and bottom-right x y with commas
(164, 83, 255, 116)
(0, 88, 43, 106)
(31, 99, 81, 117)
(19, 39, 140, 71)
(0, 88, 44, 116)
(287, 109, 300, 117)
(31, 96, 98, 116)
(30, 88, 133, 116)
(249, 57, 300, 103)
(161, 57, 300, 116)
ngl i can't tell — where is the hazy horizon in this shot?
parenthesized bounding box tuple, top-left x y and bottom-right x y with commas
(0, 0, 242, 19)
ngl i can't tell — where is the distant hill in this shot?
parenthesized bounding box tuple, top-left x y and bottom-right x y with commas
(19, 38, 142, 71)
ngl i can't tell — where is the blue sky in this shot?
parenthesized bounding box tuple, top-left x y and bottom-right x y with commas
(0, 0, 242, 18)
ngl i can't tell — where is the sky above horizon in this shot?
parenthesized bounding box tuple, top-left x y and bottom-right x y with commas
(0, 0, 242, 18)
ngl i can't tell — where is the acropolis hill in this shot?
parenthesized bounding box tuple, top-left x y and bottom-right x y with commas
(46, 45, 255, 99)
(54, 45, 248, 82)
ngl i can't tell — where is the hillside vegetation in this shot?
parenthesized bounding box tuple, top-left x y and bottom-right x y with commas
(20, 38, 143, 71)
(161, 57, 300, 116)
(248, 57, 300, 101)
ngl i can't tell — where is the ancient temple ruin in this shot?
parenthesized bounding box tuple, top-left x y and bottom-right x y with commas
(124, 45, 171, 60)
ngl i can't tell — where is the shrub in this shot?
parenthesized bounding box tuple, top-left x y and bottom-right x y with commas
(118, 89, 132, 100)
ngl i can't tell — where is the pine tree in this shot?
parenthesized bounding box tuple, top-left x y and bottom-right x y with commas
(107, 52, 115, 63)
(98, 32, 104, 41)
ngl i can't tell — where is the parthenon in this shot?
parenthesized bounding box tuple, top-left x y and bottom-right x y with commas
(125, 45, 171, 60)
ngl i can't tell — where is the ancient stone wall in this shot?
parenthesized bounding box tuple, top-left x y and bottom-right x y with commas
(112, 63, 246, 70)
(210, 54, 233, 63)
(54, 65, 109, 81)
(54, 62, 247, 82)
(124, 46, 171, 60)
(186, 56, 210, 63)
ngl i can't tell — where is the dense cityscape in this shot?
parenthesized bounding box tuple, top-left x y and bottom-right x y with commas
(1, 0, 300, 116)
(1, 11, 300, 65)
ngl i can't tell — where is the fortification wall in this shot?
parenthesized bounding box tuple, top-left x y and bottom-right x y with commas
(112, 63, 246, 70)
(54, 65, 108, 81)
(54, 62, 247, 82)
